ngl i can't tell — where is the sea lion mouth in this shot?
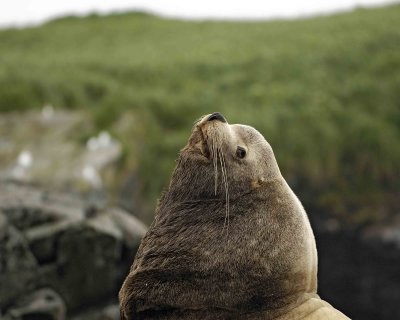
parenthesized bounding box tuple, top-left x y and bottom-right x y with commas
(190, 112, 227, 160)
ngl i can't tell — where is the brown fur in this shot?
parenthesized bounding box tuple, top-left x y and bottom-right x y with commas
(119, 114, 349, 319)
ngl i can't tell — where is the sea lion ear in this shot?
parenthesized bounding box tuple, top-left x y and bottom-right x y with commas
(251, 177, 266, 189)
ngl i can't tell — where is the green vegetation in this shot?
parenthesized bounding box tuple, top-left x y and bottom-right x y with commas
(0, 6, 399, 224)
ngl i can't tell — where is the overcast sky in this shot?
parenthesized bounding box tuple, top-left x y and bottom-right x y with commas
(0, 0, 397, 28)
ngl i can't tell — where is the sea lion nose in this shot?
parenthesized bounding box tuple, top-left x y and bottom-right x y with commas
(207, 112, 227, 123)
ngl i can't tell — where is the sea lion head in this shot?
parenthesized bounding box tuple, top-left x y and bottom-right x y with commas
(170, 112, 281, 202)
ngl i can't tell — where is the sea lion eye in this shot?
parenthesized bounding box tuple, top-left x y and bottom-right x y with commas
(236, 146, 246, 159)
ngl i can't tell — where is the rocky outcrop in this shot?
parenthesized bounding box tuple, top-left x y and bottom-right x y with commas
(312, 216, 400, 320)
(3, 289, 66, 320)
(0, 182, 146, 319)
(2, 182, 398, 320)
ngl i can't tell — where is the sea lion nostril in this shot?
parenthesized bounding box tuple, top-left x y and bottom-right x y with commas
(207, 112, 227, 123)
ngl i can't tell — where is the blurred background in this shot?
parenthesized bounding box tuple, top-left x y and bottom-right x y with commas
(0, 1, 399, 319)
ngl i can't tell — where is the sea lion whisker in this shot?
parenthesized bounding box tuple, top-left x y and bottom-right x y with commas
(211, 139, 217, 195)
(218, 149, 226, 228)
(219, 149, 230, 236)
(209, 140, 214, 189)
(222, 151, 230, 236)
(213, 139, 218, 196)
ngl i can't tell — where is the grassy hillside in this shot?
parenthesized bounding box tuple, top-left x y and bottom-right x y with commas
(0, 5, 399, 224)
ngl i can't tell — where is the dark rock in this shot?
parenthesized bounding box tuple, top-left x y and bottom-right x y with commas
(313, 218, 400, 320)
(70, 304, 120, 320)
(3, 288, 66, 320)
(0, 213, 39, 309)
(0, 182, 146, 317)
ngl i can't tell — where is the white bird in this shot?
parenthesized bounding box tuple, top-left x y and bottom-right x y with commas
(82, 164, 102, 188)
(17, 150, 33, 168)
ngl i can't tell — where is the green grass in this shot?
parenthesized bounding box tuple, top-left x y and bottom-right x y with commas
(0, 6, 399, 224)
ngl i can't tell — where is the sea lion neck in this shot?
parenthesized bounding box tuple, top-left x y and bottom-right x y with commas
(122, 177, 318, 319)
(165, 154, 218, 202)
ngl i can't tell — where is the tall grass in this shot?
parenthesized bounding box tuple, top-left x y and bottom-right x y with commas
(0, 6, 399, 224)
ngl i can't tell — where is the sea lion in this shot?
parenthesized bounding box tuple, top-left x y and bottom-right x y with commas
(119, 112, 350, 319)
